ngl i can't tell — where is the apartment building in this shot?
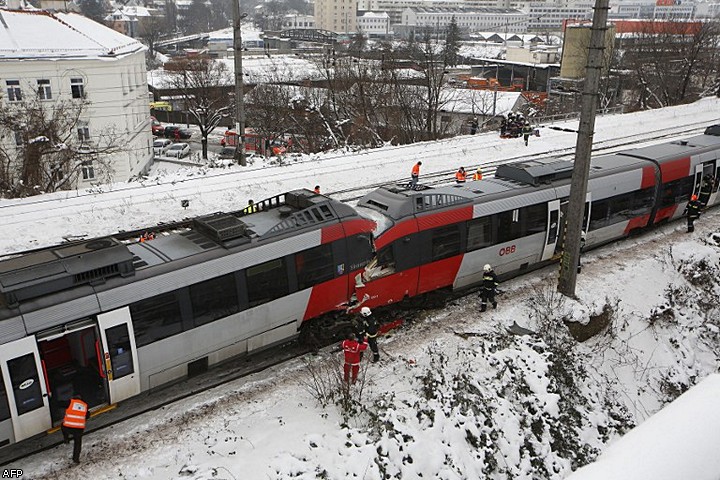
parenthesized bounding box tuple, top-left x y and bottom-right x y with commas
(0, 10, 153, 187)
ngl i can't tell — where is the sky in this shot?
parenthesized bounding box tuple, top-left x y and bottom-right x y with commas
(4, 97, 720, 480)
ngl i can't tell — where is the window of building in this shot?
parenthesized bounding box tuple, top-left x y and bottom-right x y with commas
(246, 258, 289, 308)
(190, 273, 239, 326)
(296, 244, 335, 290)
(130, 292, 183, 347)
(37, 79, 52, 100)
(6, 80, 21, 102)
(81, 160, 95, 180)
(77, 125, 90, 143)
(71, 78, 85, 99)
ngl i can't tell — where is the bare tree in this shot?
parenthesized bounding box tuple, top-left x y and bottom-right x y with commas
(619, 20, 720, 109)
(0, 96, 120, 198)
(167, 57, 233, 159)
(139, 14, 171, 58)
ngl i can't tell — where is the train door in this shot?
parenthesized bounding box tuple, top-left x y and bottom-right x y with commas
(37, 320, 109, 424)
(691, 164, 704, 197)
(0, 336, 51, 442)
(542, 199, 561, 261)
(97, 307, 140, 404)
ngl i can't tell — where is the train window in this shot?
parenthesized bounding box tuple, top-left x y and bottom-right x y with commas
(523, 203, 547, 235)
(190, 273, 239, 326)
(7, 354, 43, 415)
(589, 200, 610, 230)
(0, 370, 11, 421)
(660, 177, 693, 207)
(105, 324, 134, 380)
(497, 210, 522, 243)
(346, 234, 373, 272)
(246, 258, 289, 308)
(130, 292, 183, 347)
(432, 225, 461, 261)
(467, 216, 492, 251)
(296, 244, 334, 290)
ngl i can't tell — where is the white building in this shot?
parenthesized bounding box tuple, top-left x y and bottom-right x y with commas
(401, 7, 528, 33)
(356, 11, 391, 36)
(314, 0, 357, 33)
(527, 2, 594, 31)
(281, 14, 316, 29)
(0, 10, 153, 187)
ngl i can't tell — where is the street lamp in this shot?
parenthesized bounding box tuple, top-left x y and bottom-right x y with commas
(232, 4, 248, 166)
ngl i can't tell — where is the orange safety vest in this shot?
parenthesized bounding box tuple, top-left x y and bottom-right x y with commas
(455, 170, 466, 182)
(63, 398, 88, 429)
(473, 170, 483, 181)
(411, 163, 420, 176)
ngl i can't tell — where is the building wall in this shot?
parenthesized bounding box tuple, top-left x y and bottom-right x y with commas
(314, 0, 358, 33)
(282, 14, 316, 29)
(357, 12, 390, 35)
(528, 3, 594, 31)
(0, 51, 153, 187)
(559, 24, 616, 79)
(401, 8, 528, 33)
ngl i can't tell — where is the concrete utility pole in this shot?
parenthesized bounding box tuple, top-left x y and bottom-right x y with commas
(557, 0, 610, 296)
(232, 1, 247, 166)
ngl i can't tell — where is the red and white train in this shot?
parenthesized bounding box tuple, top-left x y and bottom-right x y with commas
(353, 126, 720, 307)
(0, 125, 717, 451)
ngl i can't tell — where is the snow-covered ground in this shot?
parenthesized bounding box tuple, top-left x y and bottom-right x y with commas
(5, 98, 720, 479)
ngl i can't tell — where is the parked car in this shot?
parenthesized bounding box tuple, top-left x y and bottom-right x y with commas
(153, 138, 172, 156)
(166, 142, 191, 158)
(218, 146, 236, 160)
(164, 125, 192, 140)
(150, 116, 164, 136)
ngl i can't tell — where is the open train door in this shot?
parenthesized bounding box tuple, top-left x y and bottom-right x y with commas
(97, 307, 140, 404)
(0, 336, 51, 441)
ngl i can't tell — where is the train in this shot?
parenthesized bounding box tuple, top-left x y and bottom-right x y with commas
(0, 125, 718, 450)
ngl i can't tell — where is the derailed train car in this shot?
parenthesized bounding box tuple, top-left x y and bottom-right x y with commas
(353, 127, 720, 307)
(0, 190, 374, 447)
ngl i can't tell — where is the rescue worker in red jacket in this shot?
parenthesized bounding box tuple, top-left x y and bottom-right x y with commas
(314, 185, 321, 194)
(61, 394, 90, 464)
(455, 167, 467, 184)
(342, 331, 367, 384)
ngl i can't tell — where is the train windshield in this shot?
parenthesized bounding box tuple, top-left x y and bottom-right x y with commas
(355, 205, 393, 236)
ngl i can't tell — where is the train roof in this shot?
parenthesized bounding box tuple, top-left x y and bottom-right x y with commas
(619, 132, 720, 162)
(0, 189, 356, 310)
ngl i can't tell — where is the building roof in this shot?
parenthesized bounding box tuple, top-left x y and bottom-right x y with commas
(0, 9, 145, 59)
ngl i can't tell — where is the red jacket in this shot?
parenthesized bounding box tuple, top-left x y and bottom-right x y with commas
(342, 339, 367, 365)
(411, 163, 421, 177)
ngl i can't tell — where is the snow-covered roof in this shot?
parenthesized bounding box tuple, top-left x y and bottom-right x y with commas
(0, 9, 145, 59)
(441, 88, 521, 115)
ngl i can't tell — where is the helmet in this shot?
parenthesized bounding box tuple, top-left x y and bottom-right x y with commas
(691, 195, 698, 201)
(360, 307, 372, 317)
(483, 264, 492, 272)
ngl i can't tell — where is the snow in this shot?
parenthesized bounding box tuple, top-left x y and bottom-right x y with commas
(4, 97, 720, 479)
(0, 10, 145, 59)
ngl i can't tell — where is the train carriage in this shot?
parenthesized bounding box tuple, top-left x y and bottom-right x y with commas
(0, 189, 374, 448)
(353, 127, 720, 309)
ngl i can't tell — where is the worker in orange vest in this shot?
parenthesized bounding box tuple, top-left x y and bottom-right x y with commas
(410, 161, 422, 187)
(472, 167, 483, 181)
(314, 185, 321, 194)
(61, 394, 90, 464)
(455, 167, 467, 184)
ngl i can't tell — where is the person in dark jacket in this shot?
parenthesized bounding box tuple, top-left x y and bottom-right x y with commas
(577, 231, 586, 274)
(480, 264, 499, 312)
(684, 194, 702, 232)
(522, 122, 533, 146)
(359, 307, 380, 362)
(698, 174, 714, 207)
(61, 394, 90, 464)
(470, 117, 479, 135)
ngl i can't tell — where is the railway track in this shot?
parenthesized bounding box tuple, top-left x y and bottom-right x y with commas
(0, 121, 710, 260)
